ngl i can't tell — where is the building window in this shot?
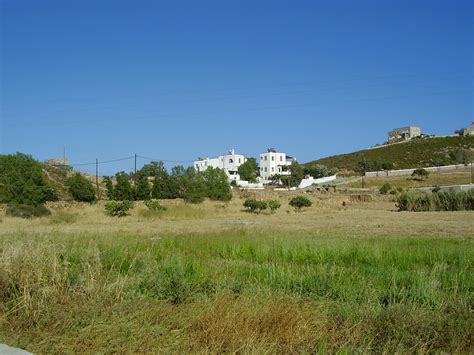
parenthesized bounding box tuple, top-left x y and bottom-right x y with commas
(278, 167, 281, 172)
(271, 156, 274, 161)
(229, 159, 233, 163)
(271, 167, 274, 172)
(238, 158, 241, 163)
(264, 167, 267, 172)
(264, 156, 267, 161)
(280, 156, 283, 161)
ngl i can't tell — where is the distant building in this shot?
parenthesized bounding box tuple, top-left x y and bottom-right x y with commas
(259, 148, 296, 181)
(194, 149, 247, 182)
(455, 122, 474, 136)
(387, 126, 421, 143)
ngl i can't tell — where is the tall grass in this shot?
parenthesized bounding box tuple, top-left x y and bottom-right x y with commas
(0, 230, 472, 352)
(397, 190, 474, 211)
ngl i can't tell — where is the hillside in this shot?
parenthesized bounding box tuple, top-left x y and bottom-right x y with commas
(306, 136, 474, 172)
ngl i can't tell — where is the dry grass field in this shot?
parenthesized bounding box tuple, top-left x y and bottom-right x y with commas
(348, 167, 473, 189)
(0, 191, 473, 353)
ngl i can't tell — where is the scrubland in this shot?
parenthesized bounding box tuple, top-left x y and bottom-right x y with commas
(0, 193, 473, 353)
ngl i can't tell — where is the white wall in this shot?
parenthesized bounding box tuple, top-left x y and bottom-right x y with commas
(194, 151, 246, 181)
(365, 163, 469, 177)
(298, 175, 337, 189)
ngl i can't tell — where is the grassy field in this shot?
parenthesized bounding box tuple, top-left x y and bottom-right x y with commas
(347, 167, 473, 189)
(0, 194, 473, 353)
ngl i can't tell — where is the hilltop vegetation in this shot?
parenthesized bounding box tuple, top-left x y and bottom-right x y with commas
(306, 136, 474, 172)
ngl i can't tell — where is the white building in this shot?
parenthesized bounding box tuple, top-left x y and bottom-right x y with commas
(259, 148, 296, 181)
(194, 149, 247, 181)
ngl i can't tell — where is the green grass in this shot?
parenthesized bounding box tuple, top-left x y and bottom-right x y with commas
(306, 135, 474, 171)
(1, 230, 472, 353)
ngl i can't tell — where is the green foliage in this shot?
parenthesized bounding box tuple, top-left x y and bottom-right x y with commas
(113, 172, 134, 200)
(303, 164, 338, 178)
(65, 173, 96, 203)
(412, 168, 430, 181)
(144, 200, 167, 211)
(202, 167, 232, 201)
(288, 161, 304, 186)
(243, 198, 268, 213)
(0, 153, 58, 206)
(306, 136, 474, 172)
(103, 176, 115, 199)
(6, 203, 51, 218)
(134, 173, 151, 200)
(268, 199, 281, 213)
(237, 157, 258, 182)
(105, 200, 134, 217)
(396, 190, 474, 212)
(379, 183, 392, 194)
(181, 174, 207, 203)
(152, 174, 180, 199)
(289, 196, 312, 211)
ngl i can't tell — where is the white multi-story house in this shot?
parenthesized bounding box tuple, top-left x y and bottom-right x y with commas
(259, 148, 296, 181)
(194, 149, 247, 181)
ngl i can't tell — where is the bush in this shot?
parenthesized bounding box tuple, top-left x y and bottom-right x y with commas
(6, 203, 51, 218)
(144, 200, 167, 211)
(243, 199, 268, 213)
(65, 173, 96, 203)
(0, 153, 58, 206)
(412, 168, 430, 181)
(379, 183, 392, 194)
(289, 196, 312, 211)
(396, 190, 474, 212)
(268, 200, 281, 213)
(105, 200, 134, 217)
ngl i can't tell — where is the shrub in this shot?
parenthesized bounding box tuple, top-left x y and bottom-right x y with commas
(379, 183, 392, 194)
(396, 191, 474, 212)
(105, 200, 134, 217)
(144, 200, 167, 211)
(0, 153, 58, 206)
(65, 173, 96, 203)
(243, 199, 267, 213)
(6, 203, 51, 218)
(432, 185, 441, 193)
(237, 157, 258, 182)
(268, 200, 281, 213)
(412, 168, 430, 181)
(289, 196, 312, 211)
(202, 167, 232, 202)
(114, 172, 135, 201)
(134, 173, 151, 200)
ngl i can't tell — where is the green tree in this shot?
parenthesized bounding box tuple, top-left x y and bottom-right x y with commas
(65, 173, 96, 202)
(237, 158, 258, 182)
(134, 173, 151, 200)
(202, 167, 232, 201)
(103, 176, 115, 200)
(181, 173, 207, 203)
(287, 161, 304, 187)
(114, 172, 134, 200)
(0, 153, 57, 206)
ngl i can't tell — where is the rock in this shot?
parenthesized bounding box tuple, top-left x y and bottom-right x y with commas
(0, 344, 31, 355)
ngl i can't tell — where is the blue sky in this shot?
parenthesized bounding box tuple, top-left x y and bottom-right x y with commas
(1, 0, 473, 175)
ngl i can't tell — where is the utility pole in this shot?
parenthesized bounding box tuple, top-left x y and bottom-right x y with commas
(134, 153, 137, 176)
(95, 158, 100, 200)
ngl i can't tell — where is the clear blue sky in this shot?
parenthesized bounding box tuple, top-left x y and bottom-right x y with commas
(1, 0, 473, 175)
